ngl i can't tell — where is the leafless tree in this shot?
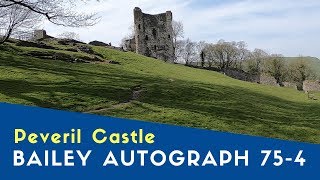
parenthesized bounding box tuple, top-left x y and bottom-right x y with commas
(204, 40, 239, 71)
(120, 24, 135, 48)
(0, 4, 40, 43)
(245, 48, 269, 74)
(196, 41, 208, 67)
(235, 41, 250, 70)
(174, 39, 184, 61)
(0, 0, 100, 44)
(179, 38, 196, 65)
(0, 0, 99, 26)
(203, 40, 254, 71)
(58, 31, 81, 41)
(172, 20, 184, 61)
(203, 44, 216, 68)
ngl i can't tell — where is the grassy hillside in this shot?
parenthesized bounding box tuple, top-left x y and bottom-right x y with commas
(285, 56, 320, 78)
(0, 42, 319, 143)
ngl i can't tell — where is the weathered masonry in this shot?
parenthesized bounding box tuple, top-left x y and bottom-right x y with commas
(133, 7, 175, 62)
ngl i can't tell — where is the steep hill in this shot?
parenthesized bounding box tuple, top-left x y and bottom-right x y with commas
(0, 42, 319, 143)
(285, 56, 320, 78)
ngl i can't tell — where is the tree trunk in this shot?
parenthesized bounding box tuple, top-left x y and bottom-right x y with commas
(200, 51, 205, 67)
(0, 28, 13, 44)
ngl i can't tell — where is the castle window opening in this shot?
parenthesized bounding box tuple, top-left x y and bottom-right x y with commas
(168, 35, 171, 39)
(138, 24, 141, 30)
(145, 47, 151, 57)
(145, 35, 149, 40)
(154, 45, 157, 50)
(152, 29, 157, 38)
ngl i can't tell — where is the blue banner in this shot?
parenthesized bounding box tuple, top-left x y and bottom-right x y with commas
(0, 103, 319, 179)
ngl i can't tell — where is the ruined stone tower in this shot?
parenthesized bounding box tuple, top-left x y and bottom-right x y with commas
(133, 7, 175, 62)
(33, 30, 48, 40)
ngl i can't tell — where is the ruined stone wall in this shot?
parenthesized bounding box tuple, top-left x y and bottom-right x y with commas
(124, 38, 136, 52)
(223, 69, 260, 83)
(283, 82, 298, 90)
(134, 7, 174, 62)
(259, 74, 279, 86)
(33, 30, 48, 40)
(303, 80, 320, 92)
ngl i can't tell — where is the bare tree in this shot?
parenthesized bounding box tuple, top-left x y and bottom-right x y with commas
(120, 24, 135, 50)
(235, 41, 250, 70)
(58, 31, 81, 41)
(0, 4, 40, 43)
(172, 20, 184, 61)
(196, 41, 208, 67)
(0, 0, 99, 26)
(179, 38, 196, 65)
(245, 48, 269, 74)
(174, 39, 185, 61)
(203, 44, 216, 68)
(203, 40, 255, 71)
(204, 40, 239, 71)
(0, 0, 100, 44)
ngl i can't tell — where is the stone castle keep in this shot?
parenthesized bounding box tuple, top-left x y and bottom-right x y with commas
(126, 7, 175, 62)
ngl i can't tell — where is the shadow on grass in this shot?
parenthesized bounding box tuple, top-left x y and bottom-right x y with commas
(0, 52, 319, 143)
(0, 53, 143, 110)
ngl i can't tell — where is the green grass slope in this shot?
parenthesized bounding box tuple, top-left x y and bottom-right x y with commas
(285, 56, 320, 78)
(0, 43, 319, 143)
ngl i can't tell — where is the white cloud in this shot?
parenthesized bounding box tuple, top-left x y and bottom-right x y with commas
(42, 0, 320, 58)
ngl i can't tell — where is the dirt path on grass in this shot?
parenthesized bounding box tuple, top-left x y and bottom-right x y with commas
(86, 86, 144, 113)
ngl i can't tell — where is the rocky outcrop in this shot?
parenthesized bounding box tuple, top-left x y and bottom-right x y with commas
(259, 74, 279, 86)
(283, 82, 298, 90)
(57, 39, 86, 46)
(77, 45, 95, 54)
(16, 40, 56, 50)
(223, 69, 260, 83)
(89, 41, 110, 47)
(21, 50, 103, 63)
(303, 80, 320, 92)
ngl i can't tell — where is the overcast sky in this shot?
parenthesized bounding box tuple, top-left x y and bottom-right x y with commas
(43, 0, 320, 58)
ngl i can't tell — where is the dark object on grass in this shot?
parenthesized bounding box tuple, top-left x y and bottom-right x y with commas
(77, 45, 95, 54)
(76, 45, 104, 58)
(89, 41, 110, 47)
(16, 41, 56, 50)
(65, 48, 78, 52)
(21, 50, 103, 63)
(57, 39, 86, 46)
(109, 60, 121, 65)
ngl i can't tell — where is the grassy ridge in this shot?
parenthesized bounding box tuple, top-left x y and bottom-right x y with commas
(0, 43, 319, 143)
(285, 56, 320, 78)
